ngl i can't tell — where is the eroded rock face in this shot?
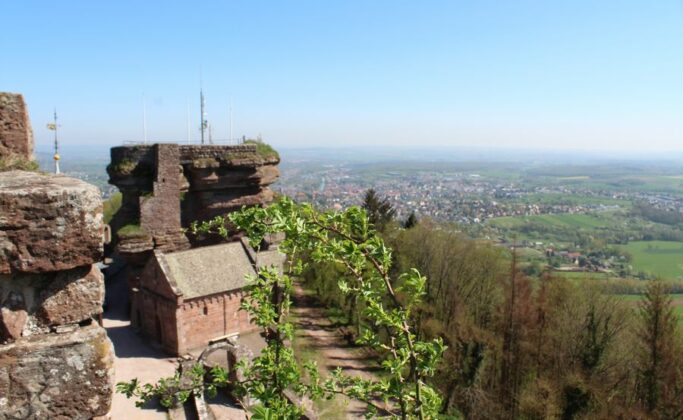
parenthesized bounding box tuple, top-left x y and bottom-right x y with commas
(107, 143, 278, 256)
(187, 188, 275, 221)
(0, 93, 33, 160)
(36, 265, 105, 327)
(0, 171, 103, 274)
(0, 323, 114, 420)
(0, 265, 105, 342)
(108, 144, 279, 231)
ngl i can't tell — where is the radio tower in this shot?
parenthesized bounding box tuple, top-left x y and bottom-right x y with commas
(47, 109, 60, 174)
(200, 88, 207, 144)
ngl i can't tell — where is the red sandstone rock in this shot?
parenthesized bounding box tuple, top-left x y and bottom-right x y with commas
(0, 290, 27, 342)
(37, 265, 105, 326)
(0, 92, 33, 160)
(185, 164, 279, 191)
(0, 306, 27, 341)
(0, 323, 114, 419)
(0, 171, 103, 274)
(0, 265, 105, 340)
(108, 144, 279, 232)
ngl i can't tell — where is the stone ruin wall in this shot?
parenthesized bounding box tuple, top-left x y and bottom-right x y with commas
(139, 144, 183, 235)
(107, 142, 280, 252)
(0, 93, 113, 419)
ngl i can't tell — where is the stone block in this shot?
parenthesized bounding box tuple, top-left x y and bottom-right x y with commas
(0, 265, 104, 342)
(36, 265, 105, 326)
(0, 171, 103, 274)
(0, 323, 114, 419)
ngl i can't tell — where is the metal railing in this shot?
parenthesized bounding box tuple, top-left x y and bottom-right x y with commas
(122, 137, 247, 146)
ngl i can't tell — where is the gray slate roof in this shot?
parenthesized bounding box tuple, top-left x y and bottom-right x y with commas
(157, 242, 257, 299)
(238, 237, 286, 274)
(254, 249, 286, 273)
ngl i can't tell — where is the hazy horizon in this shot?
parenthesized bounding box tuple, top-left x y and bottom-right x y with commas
(4, 1, 682, 153)
(34, 142, 683, 166)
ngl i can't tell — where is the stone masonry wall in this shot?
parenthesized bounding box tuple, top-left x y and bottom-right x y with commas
(139, 144, 182, 235)
(176, 290, 252, 355)
(136, 290, 179, 354)
(0, 169, 114, 418)
(134, 266, 251, 356)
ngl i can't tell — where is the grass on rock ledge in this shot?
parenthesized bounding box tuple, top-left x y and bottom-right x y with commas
(117, 224, 149, 239)
(244, 139, 279, 160)
(0, 155, 39, 172)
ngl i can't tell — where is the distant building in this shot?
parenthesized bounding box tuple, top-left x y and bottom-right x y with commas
(132, 240, 284, 355)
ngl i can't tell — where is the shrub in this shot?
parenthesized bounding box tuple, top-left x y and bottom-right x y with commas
(244, 139, 279, 160)
(0, 154, 39, 172)
(103, 192, 122, 224)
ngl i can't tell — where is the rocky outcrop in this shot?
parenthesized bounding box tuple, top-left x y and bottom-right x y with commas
(0, 265, 104, 338)
(0, 95, 113, 419)
(107, 142, 279, 257)
(0, 324, 114, 419)
(107, 143, 279, 237)
(179, 145, 280, 223)
(0, 93, 33, 161)
(0, 169, 113, 418)
(0, 171, 103, 274)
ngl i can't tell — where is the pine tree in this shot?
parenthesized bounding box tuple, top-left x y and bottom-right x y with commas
(362, 188, 396, 231)
(636, 280, 681, 415)
(403, 211, 418, 229)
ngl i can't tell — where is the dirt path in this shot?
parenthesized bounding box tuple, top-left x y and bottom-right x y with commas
(291, 284, 383, 419)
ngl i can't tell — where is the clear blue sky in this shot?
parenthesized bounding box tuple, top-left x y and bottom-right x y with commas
(2, 1, 682, 153)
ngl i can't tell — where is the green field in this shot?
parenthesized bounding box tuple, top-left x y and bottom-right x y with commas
(617, 294, 683, 325)
(511, 193, 629, 207)
(552, 271, 611, 281)
(490, 213, 617, 230)
(619, 241, 683, 280)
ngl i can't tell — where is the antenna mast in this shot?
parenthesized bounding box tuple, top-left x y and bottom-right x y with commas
(200, 89, 207, 144)
(47, 109, 60, 174)
(186, 99, 191, 144)
(229, 98, 233, 142)
(142, 95, 148, 144)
